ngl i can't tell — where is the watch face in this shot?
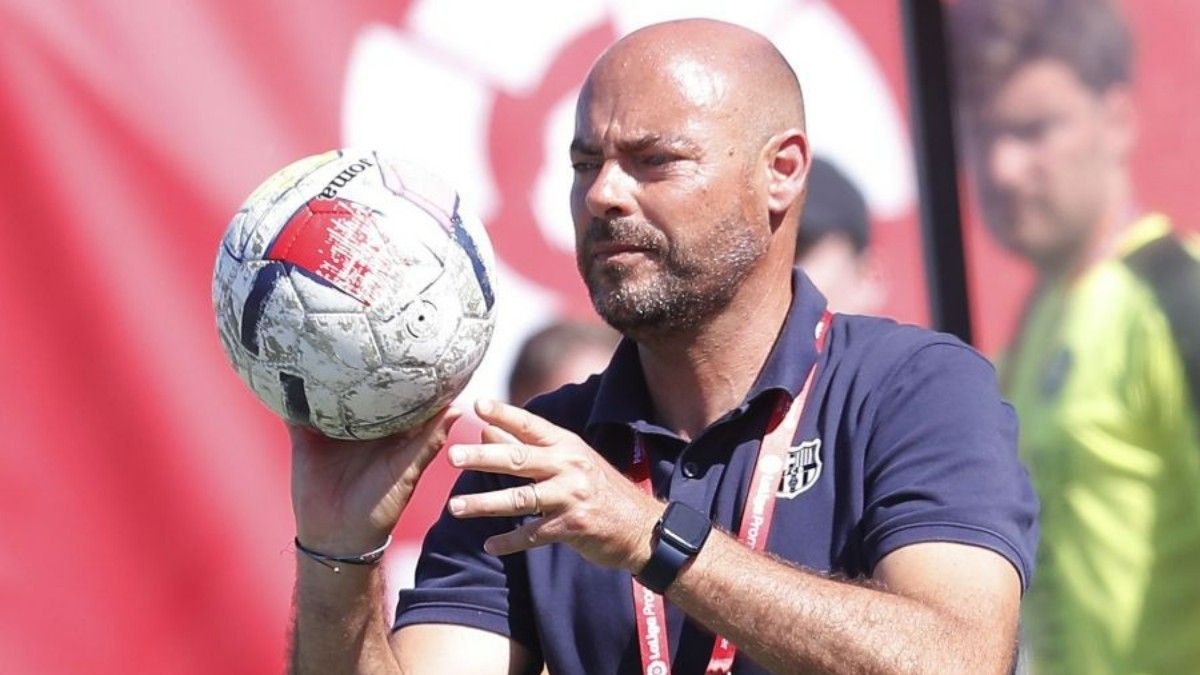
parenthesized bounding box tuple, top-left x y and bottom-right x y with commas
(661, 502, 711, 554)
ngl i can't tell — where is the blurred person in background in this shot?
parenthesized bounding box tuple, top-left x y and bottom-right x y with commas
(793, 157, 884, 315)
(508, 320, 621, 406)
(950, 0, 1200, 672)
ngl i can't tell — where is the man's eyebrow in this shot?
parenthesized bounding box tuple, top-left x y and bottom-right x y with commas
(569, 134, 701, 156)
(619, 134, 701, 154)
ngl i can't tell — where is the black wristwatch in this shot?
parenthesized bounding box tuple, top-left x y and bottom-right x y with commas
(636, 501, 712, 594)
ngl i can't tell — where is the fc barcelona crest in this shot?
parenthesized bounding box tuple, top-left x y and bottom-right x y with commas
(779, 439, 822, 498)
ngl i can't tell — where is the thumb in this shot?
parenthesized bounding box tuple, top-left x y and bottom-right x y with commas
(398, 406, 462, 476)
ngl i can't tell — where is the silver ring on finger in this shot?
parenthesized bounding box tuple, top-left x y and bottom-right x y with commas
(529, 482, 542, 516)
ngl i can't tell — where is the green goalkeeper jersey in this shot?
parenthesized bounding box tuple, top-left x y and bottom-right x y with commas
(1003, 213, 1200, 674)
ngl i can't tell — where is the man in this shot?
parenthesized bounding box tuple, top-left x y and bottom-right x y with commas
(508, 320, 620, 406)
(949, 1, 1200, 672)
(289, 19, 1037, 674)
(793, 157, 883, 315)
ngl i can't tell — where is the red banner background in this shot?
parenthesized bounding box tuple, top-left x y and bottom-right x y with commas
(0, 1, 1195, 673)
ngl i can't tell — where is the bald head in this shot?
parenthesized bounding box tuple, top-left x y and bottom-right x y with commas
(569, 20, 811, 337)
(585, 19, 806, 144)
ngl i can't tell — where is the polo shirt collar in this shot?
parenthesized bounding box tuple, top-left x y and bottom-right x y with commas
(745, 267, 829, 402)
(585, 336, 654, 433)
(585, 268, 829, 433)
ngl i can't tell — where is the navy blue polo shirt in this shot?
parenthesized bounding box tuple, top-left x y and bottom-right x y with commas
(395, 270, 1039, 674)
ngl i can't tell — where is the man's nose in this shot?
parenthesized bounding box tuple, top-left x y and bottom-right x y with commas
(584, 160, 636, 219)
(988, 136, 1033, 191)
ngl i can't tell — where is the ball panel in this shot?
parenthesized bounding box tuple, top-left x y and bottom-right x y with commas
(304, 312, 383, 371)
(370, 272, 460, 368)
(340, 366, 441, 439)
(292, 331, 372, 393)
(436, 314, 494, 393)
(287, 266, 363, 314)
(377, 155, 458, 225)
(242, 264, 305, 364)
(304, 380, 350, 438)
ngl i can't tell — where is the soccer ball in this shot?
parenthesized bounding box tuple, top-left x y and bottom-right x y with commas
(212, 150, 497, 439)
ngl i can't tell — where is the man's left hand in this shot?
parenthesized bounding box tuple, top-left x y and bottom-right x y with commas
(446, 399, 664, 573)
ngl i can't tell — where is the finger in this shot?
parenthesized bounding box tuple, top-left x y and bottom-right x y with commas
(448, 481, 553, 519)
(402, 407, 463, 474)
(484, 516, 559, 556)
(480, 423, 520, 445)
(447, 442, 556, 479)
(404, 405, 463, 441)
(475, 399, 566, 446)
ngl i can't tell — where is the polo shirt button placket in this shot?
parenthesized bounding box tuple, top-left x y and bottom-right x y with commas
(682, 461, 700, 479)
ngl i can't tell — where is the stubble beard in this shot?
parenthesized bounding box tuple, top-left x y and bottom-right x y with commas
(579, 216, 768, 339)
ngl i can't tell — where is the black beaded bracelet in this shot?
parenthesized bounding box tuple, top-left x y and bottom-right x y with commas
(294, 535, 392, 573)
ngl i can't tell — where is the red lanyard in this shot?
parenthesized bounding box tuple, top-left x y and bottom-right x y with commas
(629, 311, 831, 675)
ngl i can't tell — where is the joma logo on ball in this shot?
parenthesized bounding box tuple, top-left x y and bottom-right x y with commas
(318, 157, 375, 199)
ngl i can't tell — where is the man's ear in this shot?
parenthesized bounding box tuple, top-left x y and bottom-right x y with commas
(765, 129, 810, 217)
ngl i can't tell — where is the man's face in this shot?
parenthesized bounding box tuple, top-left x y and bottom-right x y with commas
(569, 59, 768, 335)
(963, 59, 1130, 270)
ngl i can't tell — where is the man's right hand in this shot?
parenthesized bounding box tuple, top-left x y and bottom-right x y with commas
(288, 407, 533, 675)
(289, 407, 461, 556)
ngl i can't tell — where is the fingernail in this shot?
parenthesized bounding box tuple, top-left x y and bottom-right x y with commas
(449, 446, 465, 465)
(477, 399, 494, 415)
(483, 538, 496, 555)
(448, 497, 465, 515)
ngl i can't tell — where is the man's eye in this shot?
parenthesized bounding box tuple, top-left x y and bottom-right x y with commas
(1010, 120, 1053, 142)
(572, 160, 599, 172)
(641, 154, 674, 167)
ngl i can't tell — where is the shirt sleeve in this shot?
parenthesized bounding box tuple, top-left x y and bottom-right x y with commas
(859, 341, 1040, 588)
(392, 469, 539, 654)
